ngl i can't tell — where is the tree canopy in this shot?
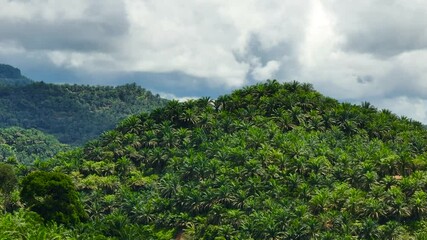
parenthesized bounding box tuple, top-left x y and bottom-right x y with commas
(20, 171, 86, 225)
(0, 127, 69, 165)
(0, 163, 18, 212)
(0, 64, 32, 86)
(0, 81, 168, 145)
(4, 80, 427, 239)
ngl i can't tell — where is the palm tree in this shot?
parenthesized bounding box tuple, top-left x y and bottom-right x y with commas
(214, 95, 230, 112)
(343, 188, 365, 216)
(305, 111, 325, 131)
(357, 218, 380, 239)
(116, 156, 131, 178)
(144, 130, 159, 148)
(385, 186, 411, 220)
(146, 147, 168, 171)
(309, 189, 332, 214)
(361, 101, 377, 112)
(322, 110, 336, 129)
(175, 128, 191, 147)
(410, 190, 427, 218)
(160, 99, 181, 122)
(179, 108, 199, 126)
(197, 96, 214, 109)
(158, 173, 181, 198)
(117, 115, 143, 134)
(288, 106, 304, 125)
(300, 82, 314, 92)
(287, 80, 301, 92)
(361, 198, 386, 220)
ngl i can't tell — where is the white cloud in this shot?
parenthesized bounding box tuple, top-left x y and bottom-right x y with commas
(158, 92, 198, 102)
(252, 60, 280, 81)
(374, 96, 427, 123)
(119, 0, 309, 88)
(120, 0, 249, 88)
(2, 0, 427, 122)
(46, 51, 116, 71)
(0, 41, 25, 54)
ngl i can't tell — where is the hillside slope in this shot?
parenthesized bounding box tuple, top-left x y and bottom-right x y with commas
(0, 127, 69, 165)
(0, 64, 32, 86)
(0, 78, 168, 145)
(26, 81, 427, 238)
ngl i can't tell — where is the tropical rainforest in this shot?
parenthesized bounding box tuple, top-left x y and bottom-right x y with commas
(0, 64, 168, 145)
(2, 80, 427, 239)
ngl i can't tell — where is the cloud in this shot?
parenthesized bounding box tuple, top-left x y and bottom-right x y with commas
(374, 96, 427, 123)
(118, 0, 312, 89)
(323, 0, 427, 58)
(0, 0, 128, 73)
(356, 75, 374, 84)
(0, 0, 127, 51)
(157, 92, 198, 102)
(0, 0, 309, 89)
(251, 60, 281, 81)
(1, 0, 427, 122)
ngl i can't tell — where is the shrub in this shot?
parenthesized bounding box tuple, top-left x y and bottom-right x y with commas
(20, 171, 86, 225)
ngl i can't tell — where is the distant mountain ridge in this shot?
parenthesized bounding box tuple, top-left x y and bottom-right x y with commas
(0, 64, 33, 86)
(0, 64, 168, 145)
(0, 64, 22, 78)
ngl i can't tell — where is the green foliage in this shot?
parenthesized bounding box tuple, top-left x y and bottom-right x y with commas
(0, 163, 17, 195)
(0, 81, 168, 145)
(17, 80, 427, 238)
(20, 171, 86, 225)
(0, 64, 32, 87)
(0, 64, 22, 79)
(0, 163, 18, 212)
(0, 127, 69, 165)
(0, 209, 75, 239)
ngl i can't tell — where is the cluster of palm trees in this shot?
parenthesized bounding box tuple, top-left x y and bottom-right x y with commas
(7, 80, 427, 239)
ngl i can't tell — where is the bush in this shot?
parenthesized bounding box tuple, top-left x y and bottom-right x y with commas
(20, 171, 86, 225)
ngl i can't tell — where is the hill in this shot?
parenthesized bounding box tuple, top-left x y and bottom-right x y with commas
(0, 76, 168, 145)
(0, 127, 69, 165)
(4, 80, 427, 239)
(0, 64, 32, 86)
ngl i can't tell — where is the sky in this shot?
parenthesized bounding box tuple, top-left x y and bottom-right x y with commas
(1, 0, 427, 122)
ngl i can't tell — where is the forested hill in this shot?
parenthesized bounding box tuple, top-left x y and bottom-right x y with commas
(21, 80, 427, 239)
(0, 79, 168, 145)
(0, 127, 69, 165)
(0, 64, 32, 86)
